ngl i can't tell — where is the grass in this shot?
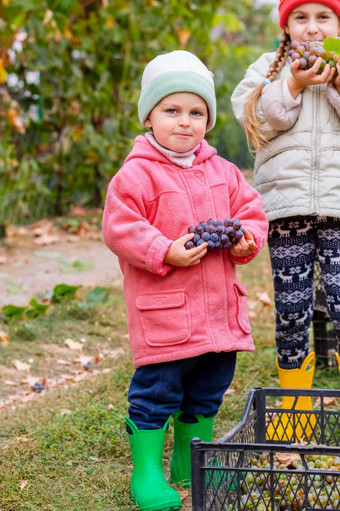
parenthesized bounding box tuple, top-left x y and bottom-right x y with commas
(0, 246, 338, 510)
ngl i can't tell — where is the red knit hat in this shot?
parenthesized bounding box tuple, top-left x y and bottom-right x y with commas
(279, 0, 340, 29)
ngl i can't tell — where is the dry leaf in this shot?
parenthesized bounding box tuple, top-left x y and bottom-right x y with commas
(64, 338, 83, 351)
(25, 376, 45, 386)
(20, 480, 28, 490)
(4, 380, 19, 386)
(74, 355, 95, 368)
(178, 489, 190, 500)
(12, 359, 31, 372)
(6, 225, 28, 237)
(56, 359, 72, 366)
(33, 234, 59, 246)
(7, 107, 25, 134)
(0, 330, 10, 346)
(43, 9, 53, 24)
(275, 452, 301, 466)
(292, 438, 308, 446)
(109, 348, 124, 359)
(224, 388, 235, 395)
(315, 396, 339, 407)
(256, 291, 271, 306)
(176, 28, 191, 47)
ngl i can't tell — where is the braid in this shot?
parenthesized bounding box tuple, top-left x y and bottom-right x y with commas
(268, 32, 291, 81)
(244, 31, 291, 153)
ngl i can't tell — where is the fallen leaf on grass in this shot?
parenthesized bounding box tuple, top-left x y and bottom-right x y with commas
(33, 234, 59, 246)
(256, 291, 272, 306)
(11, 359, 31, 372)
(178, 489, 190, 501)
(224, 388, 235, 395)
(6, 225, 28, 237)
(64, 338, 84, 351)
(0, 330, 10, 346)
(20, 480, 28, 490)
(56, 359, 72, 366)
(315, 396, 338, 407)
(74, 355, 102, 370)
(103, 348, 125, 359)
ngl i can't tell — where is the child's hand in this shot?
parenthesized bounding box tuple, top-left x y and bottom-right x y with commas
(288, 57, 336, 98)
(229, 230, 257, 258)
(164, 234, 208, 267)
(333, 62, 340, 93)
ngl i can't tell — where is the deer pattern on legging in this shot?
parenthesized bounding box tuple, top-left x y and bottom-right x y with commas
(268, 216, 340, 369)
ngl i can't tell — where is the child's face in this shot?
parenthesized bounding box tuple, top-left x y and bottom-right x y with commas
(285, 2, 340, 42)
(144, 92, 208, 153)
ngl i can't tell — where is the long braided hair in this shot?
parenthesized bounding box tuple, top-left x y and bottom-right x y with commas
(244, 31, 291, 153)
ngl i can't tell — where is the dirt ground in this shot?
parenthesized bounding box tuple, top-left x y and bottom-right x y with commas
(0, 220, 122, 309)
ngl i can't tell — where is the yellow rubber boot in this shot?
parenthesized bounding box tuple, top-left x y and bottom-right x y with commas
(336, 352, 340, 373)
(266, 352, 316, 442)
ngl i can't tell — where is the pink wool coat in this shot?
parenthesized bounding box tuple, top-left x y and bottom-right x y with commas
(103, 136, 269, 368)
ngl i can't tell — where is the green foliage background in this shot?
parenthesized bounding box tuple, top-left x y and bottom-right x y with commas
(0, 0, 279, 224)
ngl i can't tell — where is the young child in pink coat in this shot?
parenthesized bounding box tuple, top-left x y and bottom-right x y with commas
(103, 50, 269, 511)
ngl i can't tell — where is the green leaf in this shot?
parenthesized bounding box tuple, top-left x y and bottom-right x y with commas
(2, 304, 27, 320)
(51, 284, 82, 302)
(85, 287, 109, 305)
(25, 299, 50, 318)
(5, 281, 25, 294)
(59, 259, 95, 273)
(34, 251, 61, 259)
(323, 37, 340, 54)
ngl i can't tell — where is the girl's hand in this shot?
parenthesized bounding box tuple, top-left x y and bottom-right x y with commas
(332, 62, 340, 93)
(164, 233, 208, 267)
(288, 57, 337, 98)
(230, 230, 257, 258)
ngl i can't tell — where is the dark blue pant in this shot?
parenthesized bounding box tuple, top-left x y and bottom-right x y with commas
(268, 216, 340, 370)
(127, 351, 237, 430)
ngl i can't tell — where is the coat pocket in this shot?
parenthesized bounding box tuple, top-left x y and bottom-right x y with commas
(135, 291, 191, 346)
(233, 281, 251, 334)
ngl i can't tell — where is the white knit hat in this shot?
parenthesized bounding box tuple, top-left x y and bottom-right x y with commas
(138, 50, 216, 132)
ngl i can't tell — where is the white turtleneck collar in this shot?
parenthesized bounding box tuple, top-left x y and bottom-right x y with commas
(145, 132, 201, 168)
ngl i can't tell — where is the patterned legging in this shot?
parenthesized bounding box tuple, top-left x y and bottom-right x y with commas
(268, 216, 340, 369)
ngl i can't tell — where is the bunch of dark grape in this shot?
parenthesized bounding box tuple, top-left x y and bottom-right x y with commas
(185, 218, 245, 251)
(289, 40, 339, 73)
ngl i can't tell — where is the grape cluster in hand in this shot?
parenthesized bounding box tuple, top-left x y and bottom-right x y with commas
(289, 40, 339, 72)
(185, 218, 245, 251)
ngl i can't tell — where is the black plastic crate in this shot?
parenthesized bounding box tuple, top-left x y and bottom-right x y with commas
(191, 387, 340, 511)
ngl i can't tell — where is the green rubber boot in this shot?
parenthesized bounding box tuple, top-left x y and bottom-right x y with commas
(170, 411, 214, 487)
(126, 417, 182, 511)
